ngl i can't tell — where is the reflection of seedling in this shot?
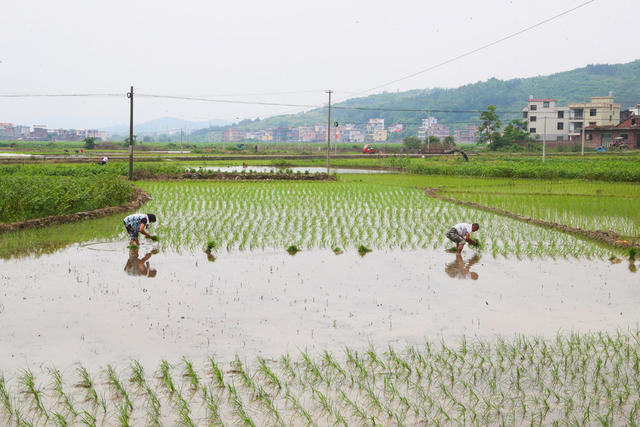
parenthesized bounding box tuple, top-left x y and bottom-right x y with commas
(446, 247, 458, 253)
(333, 247, 344, 255)
(286, 245, 300, 255)
(128, 243, 139, 250)
(149, 235, 160, 242)
(357, 245, 372, 256)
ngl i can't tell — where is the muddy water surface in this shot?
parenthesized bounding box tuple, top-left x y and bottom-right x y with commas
(0, 243, 637, 371)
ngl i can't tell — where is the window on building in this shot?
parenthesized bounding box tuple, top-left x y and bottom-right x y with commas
(530, 105, 537, 111)
(621, 134, 628, 140)
(557, 111, 564, 119)
(590, 109, 597, 116)
(557, 136, 564, 141)
(530, 128, 536, 134)
(557, 122, 564, 130)
(530, 116, 537, 122)
(601, 133, 611, 147)
(609, 115, 612, 121)
(522, 112, 528, 118)
(589, 122, 596, 127)
(543, 101, 549, 108)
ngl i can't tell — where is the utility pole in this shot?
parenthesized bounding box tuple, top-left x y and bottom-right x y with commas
(127, 86, 134, 180)
(581, 126, 585, 156)
(427, 110, 431, 153)
(180, 128, 183, 153)
(542, 116, 547, 162)
(326, 90, 332, 174)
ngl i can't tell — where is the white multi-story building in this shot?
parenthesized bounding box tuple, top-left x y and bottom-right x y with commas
(522, 97, 569, 141)
(567, 93, 621, 141)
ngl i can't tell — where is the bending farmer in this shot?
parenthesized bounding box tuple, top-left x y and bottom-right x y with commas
(446, 222, 479, 254)
(123, 213, 157, 245)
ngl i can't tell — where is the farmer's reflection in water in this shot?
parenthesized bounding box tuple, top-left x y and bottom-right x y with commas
(445, 253, 480, 280)
(124, 247, 158, 277)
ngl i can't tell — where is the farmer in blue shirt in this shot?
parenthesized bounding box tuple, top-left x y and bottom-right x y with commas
(446, 222, 479, 255)
(123, 213, 157, 245)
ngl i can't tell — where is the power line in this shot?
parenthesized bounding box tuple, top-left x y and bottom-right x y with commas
(333, 0, 597, 103)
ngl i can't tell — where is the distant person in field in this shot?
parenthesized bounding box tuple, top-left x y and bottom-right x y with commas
(124, 247, 157, 277)
(445, 253, 480, 280)
(446, 222, 479, 254)
(100, 156, 108, 165)
(123, 213, 157, 246)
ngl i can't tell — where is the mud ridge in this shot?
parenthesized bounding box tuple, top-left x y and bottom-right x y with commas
(131, 170, 337, 181)
(424, 187, 640, 250)
(0, 186, 152, 234)
(440, 190, 633, 199)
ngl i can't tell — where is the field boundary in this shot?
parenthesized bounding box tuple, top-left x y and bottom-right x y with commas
(131, 170, 338, 180)
(423, 187, 640, 250)
(0, 186, 151, 234)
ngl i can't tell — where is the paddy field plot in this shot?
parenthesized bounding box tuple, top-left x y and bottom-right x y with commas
(0, 176, 638, 425)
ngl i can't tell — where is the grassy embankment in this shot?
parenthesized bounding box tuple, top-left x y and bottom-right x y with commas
(0, 164, 134, 223)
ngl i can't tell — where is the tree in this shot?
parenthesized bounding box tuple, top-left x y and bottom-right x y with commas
(442, 135, 455, 148)
(491, 119, 532, 151)
(403, 136, 422, 151)
(124, 135, 137, 145)
(84, 137, 96, 150)
(477, 105, 502, 145)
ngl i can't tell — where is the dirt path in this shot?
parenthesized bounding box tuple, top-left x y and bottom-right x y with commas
(0, 186, 151, 234)
(423, 187, 640, 250)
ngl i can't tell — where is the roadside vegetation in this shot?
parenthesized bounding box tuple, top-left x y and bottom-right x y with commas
(0, 165, 134, 223)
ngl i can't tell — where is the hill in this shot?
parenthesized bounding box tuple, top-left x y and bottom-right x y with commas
(103, 116, 233, 135)
(223, 59, 640, 135)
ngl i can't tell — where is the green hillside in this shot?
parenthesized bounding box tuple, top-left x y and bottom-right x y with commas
(193, 59, 640, 139)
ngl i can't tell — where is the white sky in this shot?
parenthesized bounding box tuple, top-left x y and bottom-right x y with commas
(0, 0, 637, 129)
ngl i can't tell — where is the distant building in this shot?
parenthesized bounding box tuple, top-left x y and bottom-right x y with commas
(272, 127, 289, 142)
(222, 127, 246, 142)
(417, 117, 438, 140)
(388, 123, 403, 133)
(585, 114, 640, 148)
(365, 118, 384, 142)
(567, 93, 620, 141)
(522, 97, 569, 141)
(30, 125, 48, 140)
(372, 129, 388, 142)
(453, 125, 478, 144)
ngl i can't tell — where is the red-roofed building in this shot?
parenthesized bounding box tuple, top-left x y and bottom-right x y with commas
(584, 114, 640, 148)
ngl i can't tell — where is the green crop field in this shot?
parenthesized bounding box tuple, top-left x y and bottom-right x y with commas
(1, 332, 639, 425)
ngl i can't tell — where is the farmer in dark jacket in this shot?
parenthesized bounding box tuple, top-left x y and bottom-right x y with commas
(123, 213, 156, 245)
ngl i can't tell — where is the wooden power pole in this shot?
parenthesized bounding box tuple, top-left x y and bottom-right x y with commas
(326, 90, 332, 174)
(127, 86, 134, 180)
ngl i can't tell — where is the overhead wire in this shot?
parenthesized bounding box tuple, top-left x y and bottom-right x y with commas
(332, 0, 597, 103)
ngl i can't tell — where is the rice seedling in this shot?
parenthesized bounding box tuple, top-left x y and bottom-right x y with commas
(0, 373, 14, 420)
(357, 245, 372, 256)
(181, 357, 199, 391)
(286, 245, 300, 255)
(19, 369, 48, 420)
(49, 368, 78, 418)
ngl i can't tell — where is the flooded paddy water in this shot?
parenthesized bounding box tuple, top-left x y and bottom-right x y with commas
(1, 242, 636, 372)
(1, 176, 639, 424)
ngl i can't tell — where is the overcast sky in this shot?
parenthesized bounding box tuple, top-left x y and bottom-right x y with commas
(0, 0, 637, 129)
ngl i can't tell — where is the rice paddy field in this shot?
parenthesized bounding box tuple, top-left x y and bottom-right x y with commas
(1, 171, 639, 425)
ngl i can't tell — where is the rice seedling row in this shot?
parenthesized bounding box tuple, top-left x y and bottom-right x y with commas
(2, 332, 639, 425)
(137, 180, 609, 259)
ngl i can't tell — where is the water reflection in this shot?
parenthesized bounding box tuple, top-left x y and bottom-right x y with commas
(445, 253, 480, 280)
(124, 248, 158, 277)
